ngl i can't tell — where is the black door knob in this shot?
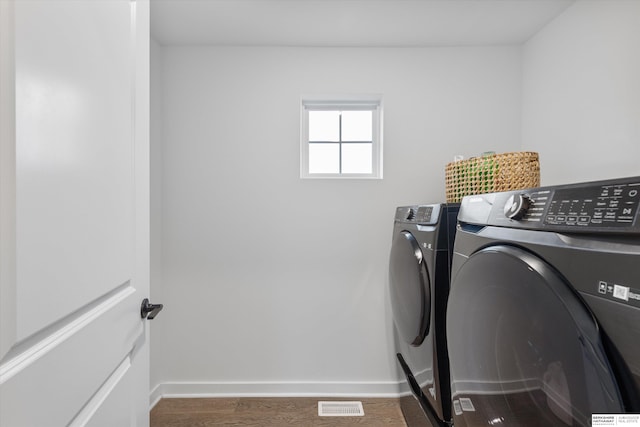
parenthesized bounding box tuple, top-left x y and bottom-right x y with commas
(141, 298, 164, 320)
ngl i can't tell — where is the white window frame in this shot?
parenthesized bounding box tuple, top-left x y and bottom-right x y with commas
(300, 95, 383, 179)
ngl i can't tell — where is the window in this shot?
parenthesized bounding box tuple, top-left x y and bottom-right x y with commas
(301, 96, 382, 179)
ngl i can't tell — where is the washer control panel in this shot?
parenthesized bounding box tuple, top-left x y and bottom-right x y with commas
(543, 182, 639, 228)
(459, 177, 640, 232)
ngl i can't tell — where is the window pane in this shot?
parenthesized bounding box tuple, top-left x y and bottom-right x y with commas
(342, 143, 373, 174)
(309, 143, 340, 174)
(341, 110, 372, 141)
(309, 111, 339, 142)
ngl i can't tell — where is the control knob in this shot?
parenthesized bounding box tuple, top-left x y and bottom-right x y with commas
(406, 208, 416, 221)
(504, 194, 531, 220)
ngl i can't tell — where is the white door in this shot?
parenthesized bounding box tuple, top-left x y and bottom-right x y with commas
(0, 0, 152, 425)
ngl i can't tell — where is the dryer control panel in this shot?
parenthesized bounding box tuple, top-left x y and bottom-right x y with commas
(459, 176, 640, 233)
(395, 205, 437, 225)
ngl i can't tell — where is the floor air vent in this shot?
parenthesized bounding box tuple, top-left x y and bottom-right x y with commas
(318, 401, 364, 417)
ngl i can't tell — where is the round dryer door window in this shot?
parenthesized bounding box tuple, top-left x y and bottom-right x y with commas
(447, 245, 623, 427)
(389, 231, 431, 346)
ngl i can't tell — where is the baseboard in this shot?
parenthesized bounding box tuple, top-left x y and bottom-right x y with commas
(150, 380, 407, 409)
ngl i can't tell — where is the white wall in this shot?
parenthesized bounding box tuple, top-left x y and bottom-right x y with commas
(150, 45, 521, 399)
(150, 36, 163, 399)
(522, 0, 640, 185)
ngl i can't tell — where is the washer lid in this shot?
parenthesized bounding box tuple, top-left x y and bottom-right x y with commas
(389, 230, 430, 346)
(447, 245, 623, 426)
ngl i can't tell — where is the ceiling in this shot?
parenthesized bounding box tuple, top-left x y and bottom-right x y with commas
(150, 0, 576, 47)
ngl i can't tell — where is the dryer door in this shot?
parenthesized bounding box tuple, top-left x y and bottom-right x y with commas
(389, 231, 431, 346)
(447, 245, 623, 427)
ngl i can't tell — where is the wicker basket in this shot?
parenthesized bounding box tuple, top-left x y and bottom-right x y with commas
(445, 151, 540, 203)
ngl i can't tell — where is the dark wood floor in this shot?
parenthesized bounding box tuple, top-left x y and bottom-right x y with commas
(151, 397, 408, 427)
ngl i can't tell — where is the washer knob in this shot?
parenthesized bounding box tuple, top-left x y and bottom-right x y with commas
(504, 194, 531, 220)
